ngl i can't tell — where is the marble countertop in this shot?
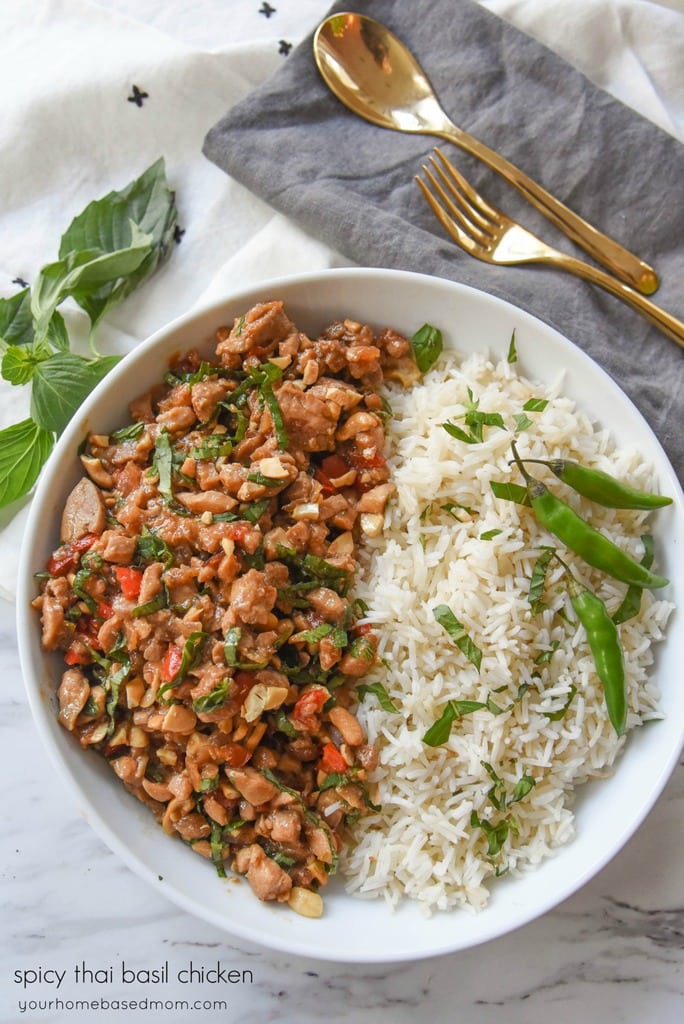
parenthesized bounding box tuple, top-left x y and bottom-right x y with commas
(2, 1, 683, 1021)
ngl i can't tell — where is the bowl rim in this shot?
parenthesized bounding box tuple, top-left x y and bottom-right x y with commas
(15, 267, 684, 962)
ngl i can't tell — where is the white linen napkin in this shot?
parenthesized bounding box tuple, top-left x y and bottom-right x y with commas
(0, 0, 682, 600)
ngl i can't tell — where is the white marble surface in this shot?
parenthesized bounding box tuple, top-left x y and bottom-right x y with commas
(2, 1, 684, 1021)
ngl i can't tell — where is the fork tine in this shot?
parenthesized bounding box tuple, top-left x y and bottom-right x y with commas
(417, 164, 491, 248)
(415, 173, 481, 256)
(428, 156, 492, 236)
(432, 148, 502, 224)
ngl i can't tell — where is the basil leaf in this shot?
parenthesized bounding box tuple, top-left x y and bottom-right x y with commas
(30, 353, 120, 434)
(112, 421, 145, 443)
(513, 413, 533, 432)
(522, 398, 549, 413)
(441, 501, 477, 518)
(422, 699, 485, 746)
(136, 526, 174, 569)
(470, 810, 512, 857)
(442, 421, 477, 444)
(506, 330, 518, 363)
(545, 684, 577, 721)
(193, 678, 230, 713)
(152, 429, 174, 500)
(411, 323, 443, 373)
(464, 409, 505, 442)
(509, 774, 536, 804)
(490, 480, 531, 506)
(58, 158, 178, 329)
(480, 528, 502, 541)
(357, 681, 401, 714)
(210, 821, 227, 878)
(0, 418, 54, 507)
(31, 239, 152, 338)
(296, 623, 334, 644)
(1, 344, 46, 386)
(528, 546, 556, 615)
(612, 534, 654, 625)
(432, 604, 482, 671)
(0, 289, 34, 347)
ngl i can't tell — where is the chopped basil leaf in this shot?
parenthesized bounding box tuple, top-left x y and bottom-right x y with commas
(432, 604, 482, 671)
(470, 810, 513, 857)
(411, 323, 443, 373)
(507, 330, 518, 363)
(442, 420, 477, 444)
(528, 547, 556, 614)
(490, 480, 531, 506)
(357, 681, 401, 714)
(210, 822, 227, 878)
(151, 428, 173, 500)
(544, 684, 577, 721)
(111, 421, 145, 442)
(136, 526, 174, 569)
(193, 678, 230, 713)
(513, 413, 534, 432)
(480, 528, 502, 541)
(422, 699, 486, 746)
(522, 398, 549, 413)
(198, 776, 219, 793)
(130, 586, 169, 618)
(223, 626, 268, 670)
(535, 640, 560, 665)
(441, 501, 477, 518)
(296, 622, 334, 644)
(612, 534, 654, 625)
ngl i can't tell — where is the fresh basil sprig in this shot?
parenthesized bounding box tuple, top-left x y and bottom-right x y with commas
(0, 158, 178, 513)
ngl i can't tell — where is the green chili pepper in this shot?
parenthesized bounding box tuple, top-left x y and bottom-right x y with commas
(565, 572, 627, 736)
(519, 458, 672, 510)
(530, 481, 667, 589)
(511, 444, 668, 590)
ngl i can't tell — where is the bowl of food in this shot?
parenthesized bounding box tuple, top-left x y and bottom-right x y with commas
(16, 268, 683, 962)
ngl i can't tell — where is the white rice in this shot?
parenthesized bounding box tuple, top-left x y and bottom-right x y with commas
(341, 349, 673, 914)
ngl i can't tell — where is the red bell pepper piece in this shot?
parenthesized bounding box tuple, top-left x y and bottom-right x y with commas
(319, 741, 348, 775)
(160, 643, 183, 683)
(114, 565, 143, 601)
(292, 687, 329, 732)
(47, 534, 97, 576)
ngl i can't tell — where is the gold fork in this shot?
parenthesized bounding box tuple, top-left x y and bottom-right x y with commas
(416, 149, 684, 351)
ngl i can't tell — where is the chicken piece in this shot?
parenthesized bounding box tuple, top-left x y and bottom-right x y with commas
(216, 301, 294, 358)
(235, 843, 293, 902)
(276, 381, 340, 452)
(57, 668, 90, 731)
(228, 767, 279, 807)
(229, 569, 277, 627)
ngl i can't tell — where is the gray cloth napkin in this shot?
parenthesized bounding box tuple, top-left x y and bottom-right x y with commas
(203, 0, 684, 481)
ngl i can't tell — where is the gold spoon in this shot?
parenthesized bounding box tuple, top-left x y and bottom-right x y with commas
(313, 12, 659, 296)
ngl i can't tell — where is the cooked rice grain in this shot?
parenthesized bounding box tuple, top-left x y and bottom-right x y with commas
(342, 351, 673, 913)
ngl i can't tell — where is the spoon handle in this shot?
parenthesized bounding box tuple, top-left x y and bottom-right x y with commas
(437, 124, 659, 296)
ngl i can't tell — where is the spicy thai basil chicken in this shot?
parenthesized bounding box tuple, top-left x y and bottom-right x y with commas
(34, 301, 416, 916)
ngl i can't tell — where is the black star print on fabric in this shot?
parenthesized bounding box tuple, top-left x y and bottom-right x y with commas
(259, 3, 276, 18)
(278, 40, 292, 56)
(12, 277, 29, 288)
(127, 85, 149, 107)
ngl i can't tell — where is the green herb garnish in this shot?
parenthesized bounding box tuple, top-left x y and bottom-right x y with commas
(411, 323, 443, 373)
(432, 604, 482, 671)
(0, 159, 177, 513)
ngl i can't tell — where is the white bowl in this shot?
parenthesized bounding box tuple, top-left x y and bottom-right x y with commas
(16, 268, 683, 963)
